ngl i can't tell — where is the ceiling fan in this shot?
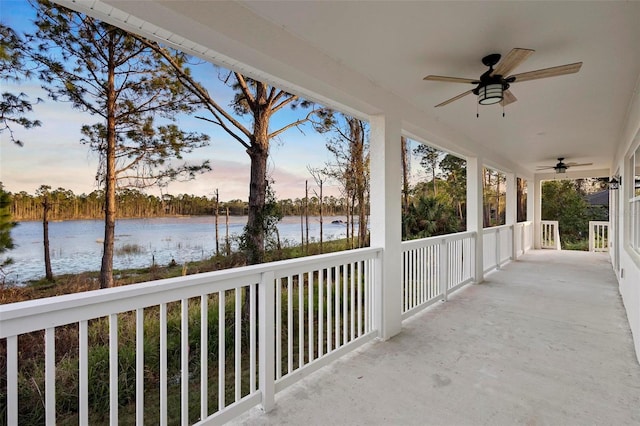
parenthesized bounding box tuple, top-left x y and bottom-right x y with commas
(537, 158, 593, 174)
(423, 48, 582, 108)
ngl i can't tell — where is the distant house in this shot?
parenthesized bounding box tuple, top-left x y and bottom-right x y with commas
(585, 189, 609, 220)
(585, 190, 609, 208)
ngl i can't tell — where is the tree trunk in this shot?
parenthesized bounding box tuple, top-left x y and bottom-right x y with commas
(401, 136, 410, 235)
(517, 178, 526, 222)
(319, 179, 323, 253)
(226, 207, 230, 256)
(305, 180, 309, 254)
(42, 197, 53, 282)
(214, 189, 219, 256)
(100, 33, 117, 289)
(246, 146, 268, 264)
(357, 189, 366, 247)
(345, 195, 350, 248)
(351, 193, 357, 248)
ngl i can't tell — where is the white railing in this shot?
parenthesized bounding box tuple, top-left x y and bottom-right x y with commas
(589, 221, 609, 252)
(541, 220, 561, 250)
(0, 248, 380, 425)
(401, 231, 476, 320)
(514, 221, 534, 258)
(482, 224, 513, 273)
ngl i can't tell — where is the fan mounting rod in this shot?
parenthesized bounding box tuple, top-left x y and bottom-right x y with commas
(482, 53, 501, 68)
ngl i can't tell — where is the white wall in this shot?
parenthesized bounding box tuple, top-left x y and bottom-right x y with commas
(613, 76, 640, 364)
(618, 249, 640, 364)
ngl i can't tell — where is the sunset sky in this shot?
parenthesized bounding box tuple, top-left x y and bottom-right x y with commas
(0, 0, 424, 201)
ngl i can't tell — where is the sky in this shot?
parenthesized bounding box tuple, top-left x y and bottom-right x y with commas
(0, 0, 425, 201)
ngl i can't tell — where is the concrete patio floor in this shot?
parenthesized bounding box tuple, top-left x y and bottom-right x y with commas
(233, 250, 640, 425)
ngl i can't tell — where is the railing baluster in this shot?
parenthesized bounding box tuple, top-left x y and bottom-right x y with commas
(402, 250, 407, 312)
(287, 275, 293, 374)
(287, 276, 293, 374)
(364, 259, 369, 333)
(201, 295, 208, 420)
(45, 327, 55, 425)
(136, 309, 144, 426)
(357, 261, 362, 337)
(7, 335, 17, 425)
(431, 245, 437, 299)
(406, 249, 411, 310)
(235, 288, 242, 402)
(318, 268, 324, 357)
(421, 247, 425, 303)
(335, 266, 340, 348)
(181, 300, 189, 426)
(298, 273, 304, 368)
(219, 291, 226, 410)
(160, 303, 167, 426)
(275, 277, 282, 380)
(250, 283, 256, 393)
(258, 271, 275, 412)
(495, 228, 501, 269)
(350, 262, 355, 341)
(327, 268, 333, 352)
(308, 271, 314, 362)
(342, 263, 348, 345)
(109, 315, 118, 426)
(79, 321, 88, 425)
(411, 248, 416, 308)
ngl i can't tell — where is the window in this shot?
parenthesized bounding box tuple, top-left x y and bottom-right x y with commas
(630, 146, 640, 252)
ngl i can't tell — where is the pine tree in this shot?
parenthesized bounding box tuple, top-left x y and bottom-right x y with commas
(0, 23, 41, 146)
(31, 0, 210, 287)
(0, 183, 17, 274)
(135, 37, 323, 265)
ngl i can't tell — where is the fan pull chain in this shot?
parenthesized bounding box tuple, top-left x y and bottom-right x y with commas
(477, 102, 479, 118)
(503, 104, 505, 117)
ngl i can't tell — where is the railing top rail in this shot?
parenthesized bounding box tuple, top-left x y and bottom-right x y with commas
(589, 221, 610, 225)
(482, 224, 513, 233)
(0, 246, 382, 337)
(401, 230, 476, 251)
(541, 220, 559, 224)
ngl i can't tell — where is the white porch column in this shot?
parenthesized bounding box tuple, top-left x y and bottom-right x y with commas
(526, 177, 535, 222)
(369, 113, 402, 340)
(505, 172, 517, 259)
(533, 175, 543, 249)
(467, 156, 484, 283)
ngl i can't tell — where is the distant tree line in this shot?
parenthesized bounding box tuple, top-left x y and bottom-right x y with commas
(5, 185, 363, 222)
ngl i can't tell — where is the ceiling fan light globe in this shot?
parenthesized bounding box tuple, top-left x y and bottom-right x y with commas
(555, 166, 567, 174)
(478, 84, 503, 105)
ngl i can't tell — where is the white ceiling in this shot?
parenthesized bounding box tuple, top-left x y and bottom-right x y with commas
(71, 0, 640, 176)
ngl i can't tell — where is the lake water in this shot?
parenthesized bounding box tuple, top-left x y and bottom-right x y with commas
(3, 216, 353, 284)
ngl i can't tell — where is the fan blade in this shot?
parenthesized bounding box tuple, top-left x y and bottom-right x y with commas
(565, 162, 593, 167)
(491, 48, 535, 77)
(423, 75, 478, 84)
(501, 89, 517, 106)
(510, 62, 582, 83)
(536, 166, 556, 170)
(435, 90, 473, 107)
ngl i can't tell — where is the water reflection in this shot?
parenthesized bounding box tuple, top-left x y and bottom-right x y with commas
(4, 216, 354, 284)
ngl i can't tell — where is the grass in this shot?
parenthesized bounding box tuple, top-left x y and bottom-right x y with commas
(0, 238, 364, 424)
(1, 238, 355, 304)
(115, 243, 144, 256)
(562, 238, 589, 251)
